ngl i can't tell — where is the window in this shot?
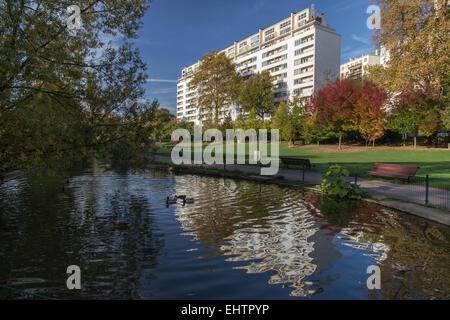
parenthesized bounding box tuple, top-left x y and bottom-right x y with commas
(265, 28, 274, 36)
(280, 27, 291, 35)
(280, 20, 291, 29)
(295, 36, 314, 45)
(265, 33, 275, 41)
(239, 41, 248, 48)
(250, 36, 260, 47)
(298, 13, 307, 20)
(301, 56, 313, 64)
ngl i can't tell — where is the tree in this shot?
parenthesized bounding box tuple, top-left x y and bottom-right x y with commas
(306, 78, 359, 150)
(289, 93, 307, 141)
(233, 114, 246, 130)
(442, 105, 450, 131)
(440, 74, 450, 130)
(239, 71, 275, 120)
(244, 108, 262, 131)
(372, 0, 449, 97)
(388, 83, 442, 148)
(191, 51, 242, 125)
(0, 0, 152, 174)
(353, 82, 388, 146)
(271, 102, 294, 143)
(301, 113, 330, 145)
(369, 0, 449, 133)
(219, 113, 234, 136)
(152, 108, 175, 140)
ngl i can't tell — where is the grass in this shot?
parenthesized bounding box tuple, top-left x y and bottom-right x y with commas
(155, 142, 450, 183)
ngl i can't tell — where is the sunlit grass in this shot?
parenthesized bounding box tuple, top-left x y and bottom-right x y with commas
(155, 142, 450, 181)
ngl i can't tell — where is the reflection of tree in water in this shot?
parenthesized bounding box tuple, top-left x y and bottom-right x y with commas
(303, 193, 450, 299)
(367, 219, 450, 300)
(173, 177, 323, 297)
(0, 169, 163, 299)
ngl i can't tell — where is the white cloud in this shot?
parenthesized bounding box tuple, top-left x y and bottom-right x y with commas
(151, 87, 176, 95)
(351, 34, 371, 45)
(147, 79, 178, 83)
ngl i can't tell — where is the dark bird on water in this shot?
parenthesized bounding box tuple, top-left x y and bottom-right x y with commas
(111, 222, 130, 230)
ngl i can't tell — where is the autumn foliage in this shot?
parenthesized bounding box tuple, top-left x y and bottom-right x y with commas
(306, 79, 388, 147)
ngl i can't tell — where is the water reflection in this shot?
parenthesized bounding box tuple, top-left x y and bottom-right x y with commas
(0, 170, 448, 299)
(173, 176, 449, 299)
(0, 170, 164, 299)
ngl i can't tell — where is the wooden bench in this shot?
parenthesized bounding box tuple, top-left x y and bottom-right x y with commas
(365, 163, 419, 181)
(280, 157, 312, 170)
(293, 140, 304, 146)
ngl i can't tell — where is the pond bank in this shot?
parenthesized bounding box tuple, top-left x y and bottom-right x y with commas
(148, 162, 450, 227)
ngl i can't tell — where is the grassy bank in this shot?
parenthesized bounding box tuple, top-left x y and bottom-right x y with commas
(155, 142, 450, 182)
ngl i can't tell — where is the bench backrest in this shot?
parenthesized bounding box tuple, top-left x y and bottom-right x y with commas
(280, 157, 311, 166)
(372, 163, 419, 176)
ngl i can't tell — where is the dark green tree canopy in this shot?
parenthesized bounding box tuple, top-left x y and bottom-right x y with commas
(0, 0, 153, 174)
(239, 71, 275, 120)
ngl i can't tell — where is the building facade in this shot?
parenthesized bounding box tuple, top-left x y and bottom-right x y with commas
(176, 7, 341, 124)
(339, 53, 381, 80)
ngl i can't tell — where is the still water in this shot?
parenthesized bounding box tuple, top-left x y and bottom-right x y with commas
(0, 167, 449, 300)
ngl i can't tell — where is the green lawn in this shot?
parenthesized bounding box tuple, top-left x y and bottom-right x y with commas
(155, 142, 450, 183)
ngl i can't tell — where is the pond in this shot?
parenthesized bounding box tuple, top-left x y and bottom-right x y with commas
(0, 167, 449, 299)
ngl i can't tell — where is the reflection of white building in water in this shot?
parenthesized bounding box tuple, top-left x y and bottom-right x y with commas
(219, 207, 319, 297)
(173, 175, 324, 297)
(172, 175, 391, 297)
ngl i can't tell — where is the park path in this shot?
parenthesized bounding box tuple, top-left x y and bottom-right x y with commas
(153, 155, 449, 211)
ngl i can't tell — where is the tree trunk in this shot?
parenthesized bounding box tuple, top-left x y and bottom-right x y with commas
(338, 136, 342, 150)
(414, 136, 417, 149)
(373, 139, 375, 147)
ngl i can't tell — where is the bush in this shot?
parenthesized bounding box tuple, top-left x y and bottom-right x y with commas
(320, 164, 364, 199)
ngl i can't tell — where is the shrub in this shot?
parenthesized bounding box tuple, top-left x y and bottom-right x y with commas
(320, 164, 364, 199)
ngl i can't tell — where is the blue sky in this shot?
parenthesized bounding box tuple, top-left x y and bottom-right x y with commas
(136, 0, 378, 113)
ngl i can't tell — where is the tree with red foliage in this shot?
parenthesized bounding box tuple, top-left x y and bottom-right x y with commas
(306, 78, 359, 150)
(353, 82, 388, 147)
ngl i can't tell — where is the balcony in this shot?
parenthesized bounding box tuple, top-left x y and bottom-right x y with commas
(241, 69, 255, 77)
(239, 45, 249, 54)
(264, 32, 277, 42)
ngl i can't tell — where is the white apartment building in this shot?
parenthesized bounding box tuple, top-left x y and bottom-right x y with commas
(340, 45, 391, 80)
(340, 53, 381, 80)
(176, 7, 341, 124)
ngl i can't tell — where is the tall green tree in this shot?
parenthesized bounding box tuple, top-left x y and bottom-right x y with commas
(191, 51, 242, 125)
(272, 102, 295, 143)
(0, 0, 152, 174)
(239, 71, 275, 120)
